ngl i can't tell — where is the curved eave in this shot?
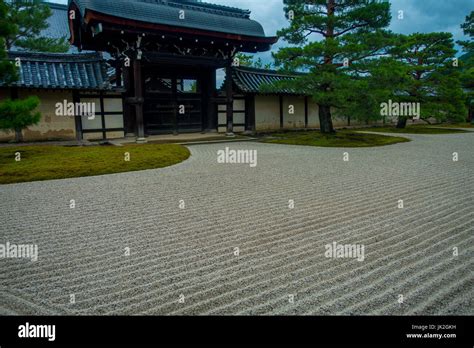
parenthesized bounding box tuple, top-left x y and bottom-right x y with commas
(71, 9, 277, 52)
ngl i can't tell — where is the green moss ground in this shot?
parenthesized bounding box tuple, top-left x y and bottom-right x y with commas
(260, 130, 410, 148)
(0, 143, 190, 184)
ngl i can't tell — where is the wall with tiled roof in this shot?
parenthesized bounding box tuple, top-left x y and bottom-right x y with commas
(3, 52, 111, 90)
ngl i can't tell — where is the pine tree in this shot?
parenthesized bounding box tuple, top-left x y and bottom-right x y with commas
(459, 11, 473, 51)
(390, 33, 466, 127)
(235, 53, 273, 69)
(458, 11, 473, 122)
(4, 0, 69, 52)
(273, 0, 392, 134)
(0, 0, 42, 142)
(0, 96, 41, 142)
(344, 56, 409, 125)
(0, 0, 16, 83)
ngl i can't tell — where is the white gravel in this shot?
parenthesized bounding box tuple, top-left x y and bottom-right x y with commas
(0, 132, 473, 315)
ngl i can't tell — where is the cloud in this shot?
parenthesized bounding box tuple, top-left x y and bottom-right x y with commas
(211, 0, 472, 61)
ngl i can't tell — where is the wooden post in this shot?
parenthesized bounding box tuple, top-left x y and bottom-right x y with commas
(210, 67, 217, 131)
(245, 94, 256, 133)
(225, 62, 234, 136)
(10, 87, 18, 100)
(116, 63, 122, 88)
(206, 67, 217, 131)
(123, 62, 135, 137)
(72, 91, 83, 141)
(133, 59, 145, 142)
(172, 76, 178, 135)
(99, 91, 106, 140)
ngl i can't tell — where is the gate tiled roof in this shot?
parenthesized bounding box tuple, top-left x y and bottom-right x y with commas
(69, 0, 270, 39)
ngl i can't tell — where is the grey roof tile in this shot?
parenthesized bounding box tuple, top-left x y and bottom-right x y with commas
(3, 51, 112, 90)
(231, 66, 301, 95)
(69, 0, 268, 38)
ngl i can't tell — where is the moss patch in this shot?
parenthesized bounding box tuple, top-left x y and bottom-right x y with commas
(427, 123, 474, 129)
(260, 130, 410, 148)
(366, 126, 469, 134)
(0, 144, 190, 185)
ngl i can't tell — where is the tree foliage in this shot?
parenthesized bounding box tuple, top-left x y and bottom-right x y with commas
(458, 12, 473, 90)
(0, 96, 41, 142)
(458, 11, 473, 51)
(4, 0, 69, 52)
(235, 53, 273, 69)
(273, 0, 393, 133)
(272, 1, 469, 131)
(389, 32, 466, 126)
(0, 0, 17, 83)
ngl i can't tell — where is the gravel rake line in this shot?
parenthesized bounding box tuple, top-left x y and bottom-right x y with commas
(8, 170, 452, 300)
(396, 261, 473, 315)
(0, 289, 67, 315)
(338, 246, 474, 315)
(2, 135, 473, 315)
(226, 214, 473, 315)
(274, 223, 474, 316)
(70, 183, 469, 314)
(1, 152, 466, 286)
(149, 199, 472, 315)
(407, 271, 474, 315)
(439, 286, 474, 315)
(1, 160, 441, 259)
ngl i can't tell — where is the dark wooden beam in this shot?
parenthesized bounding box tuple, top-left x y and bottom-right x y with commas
(225, 62, 234, 136)
(10, 87, 18, 100)
(115, 64, 122, 88)
(72, 91, 83, 141)
(99, 91, 107, 140)
(172, 76, 178, 135)
(143, 52, 228, 68)
(133, 59, 145, 140)
(245, 94, 256, 133)
(123, 65, 135, 136)
(208, 67, 217, 131)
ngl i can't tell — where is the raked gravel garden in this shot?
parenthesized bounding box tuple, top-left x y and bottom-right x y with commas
(0, 131, 473, 315)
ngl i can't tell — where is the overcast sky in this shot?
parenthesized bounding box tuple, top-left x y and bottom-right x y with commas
(54, 0, 473, 63)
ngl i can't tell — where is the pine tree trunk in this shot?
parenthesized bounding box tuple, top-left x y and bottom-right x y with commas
(15, 128, 23, 142)
(396, 117, 408, 129)
(319, 105, 335, 134)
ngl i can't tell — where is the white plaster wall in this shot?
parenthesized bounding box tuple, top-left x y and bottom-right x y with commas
(0, 89, 76, 142)
(255, 95, 280, 131)
(307, 99, 320, 128)
(283, 96, 305, 129)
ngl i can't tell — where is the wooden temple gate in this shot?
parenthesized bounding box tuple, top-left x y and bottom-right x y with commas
(67, 0, 277, 140)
